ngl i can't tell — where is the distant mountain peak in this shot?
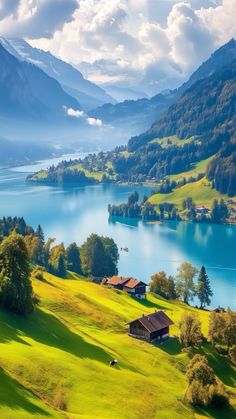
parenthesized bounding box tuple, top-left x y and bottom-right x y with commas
(5, 38, 116, 111)
(178, 38, 236, 95)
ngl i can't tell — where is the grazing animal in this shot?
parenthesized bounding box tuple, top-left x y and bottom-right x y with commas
(110, 359, 118, 367)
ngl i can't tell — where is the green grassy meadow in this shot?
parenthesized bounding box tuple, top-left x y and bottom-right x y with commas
(149, 177, 236, 208)
(0, 272, 235, 418)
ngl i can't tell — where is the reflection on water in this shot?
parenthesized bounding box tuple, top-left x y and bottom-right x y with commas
(0, 165, 235, 309)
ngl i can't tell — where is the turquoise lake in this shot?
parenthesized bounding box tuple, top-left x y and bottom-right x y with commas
(1, 157, 236, 309)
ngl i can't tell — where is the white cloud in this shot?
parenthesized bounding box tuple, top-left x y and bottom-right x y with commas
(0, 0, 78, 38)
(86, 117, 103, 126)
(66, 107, 84, 118)
(0, 0, 235, 95)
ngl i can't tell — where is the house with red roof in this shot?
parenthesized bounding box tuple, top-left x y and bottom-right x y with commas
(106, 276, 147, 299)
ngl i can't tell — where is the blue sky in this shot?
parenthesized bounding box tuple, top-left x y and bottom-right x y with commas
(0, 0, 235, 94)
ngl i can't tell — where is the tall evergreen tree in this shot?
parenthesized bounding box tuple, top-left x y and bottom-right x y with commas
(56, 254, 67, 278)
(66, 243, 81, 274)
(0, 232, 34, 314)
(35, 224, 45, 265)
(196, 266, 213, 308)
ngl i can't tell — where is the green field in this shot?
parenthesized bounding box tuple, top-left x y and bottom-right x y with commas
(150, 135, 199, 148)
(149, 177, 236, 208)
(0, 272, 235, 418)
(169, 158, 213, 182)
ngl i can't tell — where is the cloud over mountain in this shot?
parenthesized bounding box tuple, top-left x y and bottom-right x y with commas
(0, 0, 235, 95)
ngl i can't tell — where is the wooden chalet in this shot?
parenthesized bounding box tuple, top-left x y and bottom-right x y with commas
(106, 276, 147, 299)
(128, 311, 174, 342)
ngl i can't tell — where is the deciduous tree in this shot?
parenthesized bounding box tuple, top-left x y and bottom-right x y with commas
(0, 232, 34, 314)
(179, 312, 202, 348)
(176, 262, 197, 303)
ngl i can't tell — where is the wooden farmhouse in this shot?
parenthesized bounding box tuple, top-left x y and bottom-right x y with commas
(106, 276, 147, 299)
(128, 311, 174, 342)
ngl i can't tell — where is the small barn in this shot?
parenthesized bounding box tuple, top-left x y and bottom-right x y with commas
(106, 276, 147, 299)
(128, 311, 174, 342)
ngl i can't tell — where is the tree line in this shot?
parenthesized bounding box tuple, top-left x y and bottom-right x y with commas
(150, 262, 213, 308)
(0, 217, 119, 315)
(178, 308, 236, 408)
(108, 192, 231, 224)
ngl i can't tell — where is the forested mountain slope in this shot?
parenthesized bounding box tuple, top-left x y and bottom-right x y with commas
(89, 39, 236, 136)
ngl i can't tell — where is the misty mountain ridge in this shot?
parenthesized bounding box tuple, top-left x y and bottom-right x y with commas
(89, 39, 236, 136)
(5, 38, 116, 111)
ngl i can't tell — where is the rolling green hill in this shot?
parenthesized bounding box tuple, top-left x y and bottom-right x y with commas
(149, 177, 236, 208)
(0, 272, 235, 418)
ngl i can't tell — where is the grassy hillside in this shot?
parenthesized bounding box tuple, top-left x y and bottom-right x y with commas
(0, 272, 235, 418)
(149, 177, 236, 208)
(169, 157, 213, 182)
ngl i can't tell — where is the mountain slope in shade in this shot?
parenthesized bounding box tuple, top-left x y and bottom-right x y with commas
(0, 44, 47, 119)
(6, 38, 116, 111)
(0, 41, 81, 121)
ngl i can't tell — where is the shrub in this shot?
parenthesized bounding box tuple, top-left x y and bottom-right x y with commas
(179, 312, 202, 348)
(53, 388, 68, 411)
(185, 354, 228, 407)
(214, 343, 228, 355)
(229, 345, 236, 364)
(32, 267, 45, 281)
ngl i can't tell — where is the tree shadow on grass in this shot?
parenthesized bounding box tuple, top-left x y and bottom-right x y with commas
(0, 309, 31, 346)
(131, 296, 170, 311)
(0, 307, 111, 364)
(0, 367, 51, 416)
(195, 404, 236, 419)
(156, 337, 182, 356)
(201, 344, 236, 387)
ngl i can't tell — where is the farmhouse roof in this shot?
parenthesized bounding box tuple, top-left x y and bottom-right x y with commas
(107, 276, 146, 289)
(107, 276, 131, 286)
(124, 278, 145, 289)
(129, 311, 174, 333)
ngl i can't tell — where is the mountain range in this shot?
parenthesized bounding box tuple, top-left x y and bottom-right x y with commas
(90, 39, 236, 136)
(0, 37, 235, 165)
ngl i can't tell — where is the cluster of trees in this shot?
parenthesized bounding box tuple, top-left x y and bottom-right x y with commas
(207, 140, 236, 196)
(108, 192, 159, 220)
(185, 354, 228, 407)
(209, 309, 236, 360)
(181, 197, 229, 223)
(150, 272, 176, 299)
(0, 217, 120, 316)
(108, 193, 180, 221)
(211, 199, 229, 223)
(28, 169, 97, 185)
(25, 227, 119, 279)
(109, 192, 231, 225)
(150, 263, 213, 308)
(0, 216, 33, 238)
(178, 307, 236, 408)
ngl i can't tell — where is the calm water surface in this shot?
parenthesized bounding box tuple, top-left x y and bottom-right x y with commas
(0, 156, 236, 309)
